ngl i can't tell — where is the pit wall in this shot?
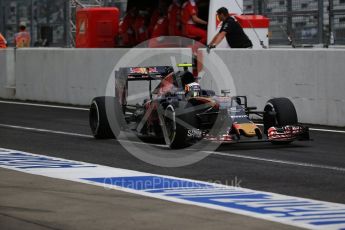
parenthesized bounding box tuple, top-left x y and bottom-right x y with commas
(200, 49, 345, 127)
(0, 49, 15, 99)
(0, 48, 344, 127)
(1, 48, 192, 105)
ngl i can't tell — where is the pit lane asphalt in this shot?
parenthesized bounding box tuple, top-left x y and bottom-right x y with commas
(0, 101, 345, 204)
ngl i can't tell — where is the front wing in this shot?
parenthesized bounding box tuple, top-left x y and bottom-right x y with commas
(202, 125, 310, 144)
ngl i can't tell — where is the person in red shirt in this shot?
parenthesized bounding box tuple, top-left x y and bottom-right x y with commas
(181, 0, 207, 44)
(148, 8, 160, 37)
(118, 7, 137, 47)
(168, 0, 182, 36)
(148, 0, 169, 37)
(133, 9, 150, 44)
(149, 16, 169, 47)
(0, 32, 7, 48)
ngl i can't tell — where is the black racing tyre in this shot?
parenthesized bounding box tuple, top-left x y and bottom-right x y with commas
(263, 97, 298, 145)
(263, 97, 298, 133)
(89, 97, 121, 139)
(162, 103, 198, 149)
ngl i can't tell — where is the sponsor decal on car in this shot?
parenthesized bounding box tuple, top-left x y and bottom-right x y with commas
(187, 129, 203, 138)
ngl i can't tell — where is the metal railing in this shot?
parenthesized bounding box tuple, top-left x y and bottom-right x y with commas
(0, 0, 103, 47)
(329, 0, 345, 45)
(0, 0, 70, 47)
(244, 0, 345, 46)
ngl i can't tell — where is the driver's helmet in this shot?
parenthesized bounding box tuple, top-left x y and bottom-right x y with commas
(185, 82, 201, 97)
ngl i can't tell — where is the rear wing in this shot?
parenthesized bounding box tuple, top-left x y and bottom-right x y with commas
(115, 66, 174, 105)
(116, 66, 174, 82)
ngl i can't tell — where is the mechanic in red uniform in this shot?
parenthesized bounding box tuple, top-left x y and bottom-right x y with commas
(118, 7, 136, 47)
(149, 0, 169, 37)
(149, 15, 169, 47)
(0, 32, 7, 48)
(133, 9, 150, 44)
(148, 8, 160, 37)
(168, 0, 182, 36)
(181, 0, 207, 44)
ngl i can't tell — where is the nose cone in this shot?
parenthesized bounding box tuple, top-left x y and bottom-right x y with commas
(234, 123, 261, 138)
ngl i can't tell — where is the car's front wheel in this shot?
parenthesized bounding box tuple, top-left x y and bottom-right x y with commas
(263, 97, 298, 144)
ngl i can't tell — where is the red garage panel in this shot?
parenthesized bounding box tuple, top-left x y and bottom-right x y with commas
(76, 7, 119, 48)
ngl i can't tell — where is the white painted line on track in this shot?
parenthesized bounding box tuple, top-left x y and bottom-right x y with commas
(0, 123, 167, 148)
(0, 124, 92, 138)
(1, 123, 344, 173)
(0, 100, 89, 111)
(309, 128, 345, 134)
(1, 100, 345, 134)
(207, 151, 345, 173)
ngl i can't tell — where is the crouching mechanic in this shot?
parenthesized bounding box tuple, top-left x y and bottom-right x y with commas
(207, 7, 252, 53)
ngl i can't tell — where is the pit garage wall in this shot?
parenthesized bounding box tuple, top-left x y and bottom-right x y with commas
(200, 49, 345, 127)
(0, 48, 344, 127)
(0, 49, 15, 99)
(6, 48, 192, 106)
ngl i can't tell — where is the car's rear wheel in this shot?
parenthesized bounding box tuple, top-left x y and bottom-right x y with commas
(89, 97, 120, 139)
(263, 97, 298, 144)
